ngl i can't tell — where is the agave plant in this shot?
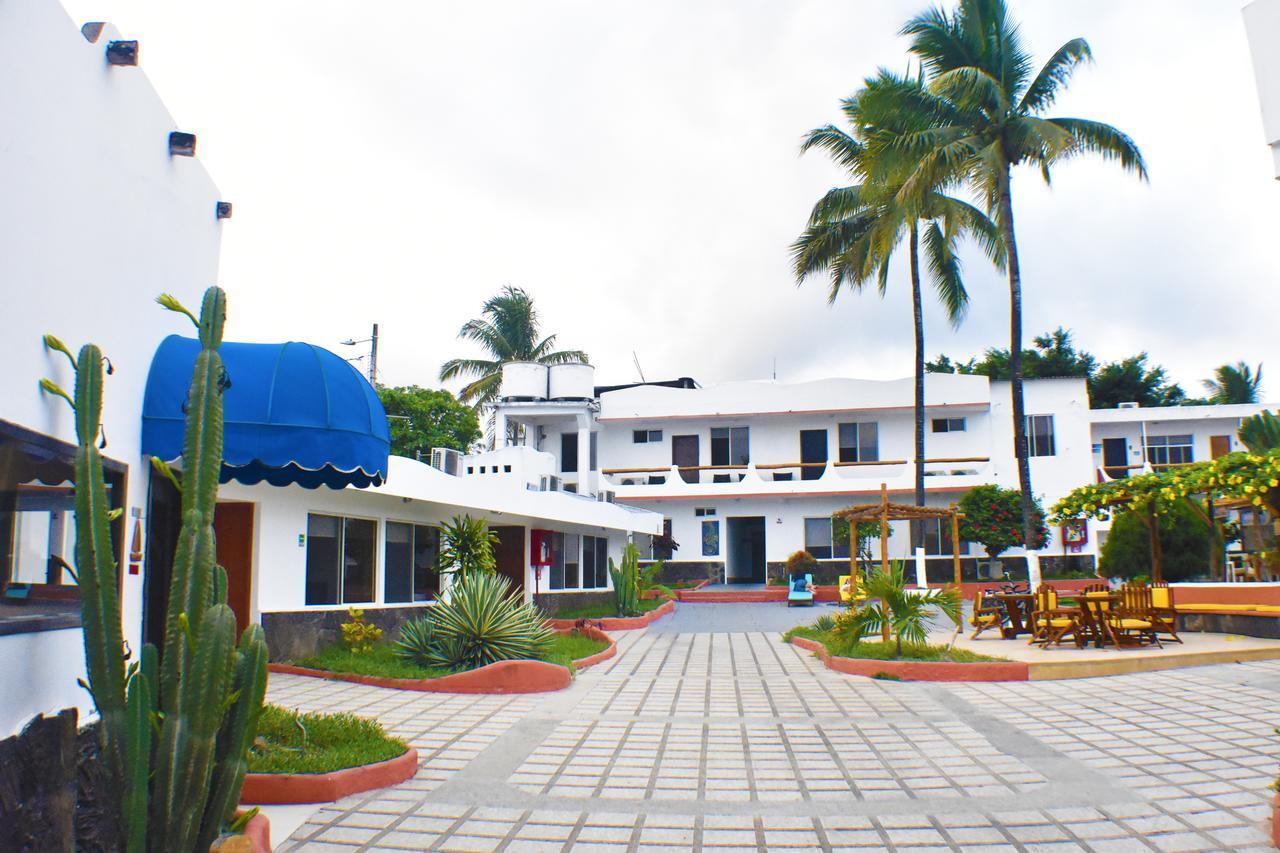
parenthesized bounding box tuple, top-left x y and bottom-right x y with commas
(835, 561, 960, 658)
(402, 573, 553, 671)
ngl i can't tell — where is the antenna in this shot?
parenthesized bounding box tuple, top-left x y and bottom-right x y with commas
(772, 357, 777, 381)
(632, 351, 646, 383)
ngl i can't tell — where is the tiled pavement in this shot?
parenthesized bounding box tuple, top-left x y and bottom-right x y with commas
(268, 623, 1280, 852)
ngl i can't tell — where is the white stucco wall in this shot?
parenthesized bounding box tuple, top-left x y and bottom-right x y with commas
(1245, 0, 1280, 177)
(0, 0, 223, 733)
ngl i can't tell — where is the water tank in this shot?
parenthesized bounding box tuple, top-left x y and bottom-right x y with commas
(500, 362, 548, 401)
(549, 363, 595, 401)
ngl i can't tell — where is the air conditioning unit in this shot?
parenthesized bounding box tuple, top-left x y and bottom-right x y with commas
(596, 490, 616, 503)
(1117, 401, 1140, 409)
(430, 447, 462, 476)
(540, 475, 562, 492)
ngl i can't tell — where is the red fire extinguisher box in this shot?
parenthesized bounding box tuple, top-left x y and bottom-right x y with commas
(530, 529, 554, 566)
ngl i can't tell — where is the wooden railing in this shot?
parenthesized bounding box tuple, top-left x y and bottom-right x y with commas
(601, 457, 990, 477)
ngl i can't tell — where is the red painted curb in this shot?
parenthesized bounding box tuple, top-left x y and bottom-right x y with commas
(562, 625, 617, 671)
(548, 599, 676, 631)
(241, 747, 420, 805)
(228, 810, 271, 852)
(1272, 793, 1280, 848)
(789, 636, 1029, 682)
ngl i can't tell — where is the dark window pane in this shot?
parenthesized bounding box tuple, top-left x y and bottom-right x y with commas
(710, 428, 729, 466)
(561, 433, 578, 473)
(305, 514, 340, 605)
(859, 423, 878, 462)
(633, 430, 647, 443)
(565, 533, 580, 588)
(342, 518, 376, 603)
(550, 532, 565, 590)
(384, 521, 412, 603)
(413, 525, 440, 600)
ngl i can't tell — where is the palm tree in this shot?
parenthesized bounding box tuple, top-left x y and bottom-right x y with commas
(884, 0, 1147, 547)
(838, 561, 961, 657)
(439, 286, 588, 409)
(793, 70, 1004, 537)
(1204, 362, 1263, 404)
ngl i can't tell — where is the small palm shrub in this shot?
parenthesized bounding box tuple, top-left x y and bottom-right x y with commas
(340, 608, 382, 655)
(439, 514, 499, 582)
(834, 561, 961, 658)
(395, 574, 552, 671)
(812, 613, 836, 634)
(610, 543, 642, 617)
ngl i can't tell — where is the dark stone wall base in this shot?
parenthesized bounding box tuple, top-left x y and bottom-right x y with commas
(1179, 611, 1280, 639)
(532, 591, 613, 617)
(640, 560, 723, 585)
(261, 606, 430, 662)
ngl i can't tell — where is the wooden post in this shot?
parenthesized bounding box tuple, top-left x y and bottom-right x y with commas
(1147, 503, 1164, 584)
(848, 528, 859, 601)
(950, 509, 962, 589)
(879, 483, 890, 576)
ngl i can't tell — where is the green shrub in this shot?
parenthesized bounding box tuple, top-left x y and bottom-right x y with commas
(1099, 501, 1212, 581)
(439, 515, 499, 582)
(397, 573, 553, 670)
(958, 484, 1048, 559)
(249, 705, 407, 775)
(340, 607, 382, 654)
(812, 613, 836, 633)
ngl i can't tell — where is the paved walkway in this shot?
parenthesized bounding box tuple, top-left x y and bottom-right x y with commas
(268, 618, 1279, 852)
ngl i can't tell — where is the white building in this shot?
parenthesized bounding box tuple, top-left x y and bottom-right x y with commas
(0, 0, 659, 736)
(1245, 0, 1280, 178)
(492, 365, 1271, 588)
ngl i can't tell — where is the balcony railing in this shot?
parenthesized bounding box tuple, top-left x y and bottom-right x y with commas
(601, 457, 990, 490)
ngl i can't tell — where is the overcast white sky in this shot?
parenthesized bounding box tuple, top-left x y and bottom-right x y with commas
(61, 0, 1280, 398)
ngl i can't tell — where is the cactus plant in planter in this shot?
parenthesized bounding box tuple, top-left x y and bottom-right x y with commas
(41, 287, 269, 853)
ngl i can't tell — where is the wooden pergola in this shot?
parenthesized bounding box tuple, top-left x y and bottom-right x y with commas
(832, 484, 964, 597)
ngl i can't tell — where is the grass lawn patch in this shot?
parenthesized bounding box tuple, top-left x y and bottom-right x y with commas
(248, 704, 408, 775)
(295, 643, 452, 680)
(553, 598, 666, 620)
(784, 626, 1005, 663)
(543, 631, 611, 673)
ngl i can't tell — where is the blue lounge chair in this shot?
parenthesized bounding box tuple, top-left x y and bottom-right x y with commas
(787, 573, 814, 607)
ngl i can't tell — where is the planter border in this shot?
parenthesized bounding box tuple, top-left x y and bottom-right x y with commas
(548, 599, 676, 631)
(269, 628, 616, 693)
(789, 636, 1029, 683)
(241, 747, 419, 805)
(1272, 792, 1279, 848)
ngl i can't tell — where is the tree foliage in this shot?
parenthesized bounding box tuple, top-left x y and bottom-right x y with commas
(377, 385, 481, 459)
(439, 515, 499, 583)
(1099, 502, 1211, 582)
(1204, 362, 1263, 404)
(957, 484, 1048, 559)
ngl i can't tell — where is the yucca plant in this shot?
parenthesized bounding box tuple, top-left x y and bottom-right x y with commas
(835, 561, 960, 658)
(393, 611, 441, 664)
(609, 542, 642, 617)
(41, 287, 268, 852)
(414, 573, 553, 671)
(439, 514, 499, 583)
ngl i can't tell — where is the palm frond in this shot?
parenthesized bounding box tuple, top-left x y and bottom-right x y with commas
(799, 125, 864, 172)
(921, 220, 967, 327)
(1018, 38, 1092, 115)
(1048, 117, 1149, 180)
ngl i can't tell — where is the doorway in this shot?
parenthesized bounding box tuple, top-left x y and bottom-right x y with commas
(492, 526, 526, 593)
(213, 503, 255, 635)
(1102, 437, 1128, 479)
(800, 429, 828, 481)
(672, 435, 699, 484)
(726, 516, 766, 584)
(1210, 435, 1231, 459)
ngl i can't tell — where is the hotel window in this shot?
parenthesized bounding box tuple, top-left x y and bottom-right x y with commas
(1146, 434, 1194, 467)
(384, 522, 440, 603)
(803, 518, 850, 560)
(931, 417, 966, 433)
(560, 433, 577, 473)
(582, 535, 608, 589)
(1026, 415, 1056, 457)
(1, 419, 126, 612)
(305, 514, 376, 605)
(548, 532, 582, 590)
(837, 422, 879, 463)
(694, 507, 716, 517)
(590, 433, 598, 471)
(710, 427, 749, 466)
(913, 518, 968, 556)
(632, 429, 663, 443)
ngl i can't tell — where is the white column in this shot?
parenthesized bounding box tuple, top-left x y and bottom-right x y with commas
(576, 416, 592, 496)
(913, 547, 928, 589)
(1026, 549, 1043, 588)
(494, 409, 508, 449)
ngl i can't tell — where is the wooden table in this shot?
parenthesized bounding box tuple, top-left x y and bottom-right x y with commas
(992, 593, 1035, 639)
(1067, 592, 1122, 648)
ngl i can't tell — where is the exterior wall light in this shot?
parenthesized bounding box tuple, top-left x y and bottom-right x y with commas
(169, 131, 196, 157)
(106, 40, 139, 66)
(216, 201, 233, 220)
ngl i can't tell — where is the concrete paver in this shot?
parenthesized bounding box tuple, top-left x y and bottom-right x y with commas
(267, 606, 1280, 851)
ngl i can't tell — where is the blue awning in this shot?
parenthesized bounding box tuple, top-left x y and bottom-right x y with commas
(142, 335, 390, 489)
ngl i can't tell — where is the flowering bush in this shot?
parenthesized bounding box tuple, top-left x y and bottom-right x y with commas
(957, 484, 1048, 559)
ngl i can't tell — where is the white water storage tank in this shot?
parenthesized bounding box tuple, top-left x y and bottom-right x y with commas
(549, 363, 595, 401)
(500, 362, 548, 400)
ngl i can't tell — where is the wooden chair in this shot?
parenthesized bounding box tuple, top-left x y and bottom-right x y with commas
(1029, 585, 1083, 647)
(1106, 582, 1161, 647)
(1076, 583, 1115, 646)
(1148, 581, 1182, 644)
(970, 587, 1003, 639)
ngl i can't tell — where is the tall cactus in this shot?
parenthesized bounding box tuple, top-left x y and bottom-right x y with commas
(609, 543, 641, 618)
(43, 286, 269, 853)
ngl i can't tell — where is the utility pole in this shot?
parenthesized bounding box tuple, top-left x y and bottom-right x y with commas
(368, 323, 378, 385)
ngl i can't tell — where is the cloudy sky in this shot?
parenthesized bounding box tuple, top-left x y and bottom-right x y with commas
(61, 0, 1280, 398)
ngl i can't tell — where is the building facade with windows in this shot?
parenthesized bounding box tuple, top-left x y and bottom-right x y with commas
(493, 368, 1273, 588)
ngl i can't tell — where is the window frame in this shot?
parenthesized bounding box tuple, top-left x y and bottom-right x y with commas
(632, 429, 663, 444)
(1146, 434, 1194, 467)
(1026, 414, 1056, 457)
(383, 520, 441, 603)
(837, 422, 879, 463)
(931, 417, 966, 433)
(304, 512, 379, 606)
(560, 432, 578, 473)
(802, 517, 850, 561)
(710, 426, 749, 466)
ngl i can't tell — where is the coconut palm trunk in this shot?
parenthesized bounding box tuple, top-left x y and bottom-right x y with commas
(995, 166, 1037, 548)
(908, 223, 926, 548)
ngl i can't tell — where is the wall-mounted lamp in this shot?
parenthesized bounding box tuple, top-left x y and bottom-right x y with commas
(169, 132, 196, 157)
(106, 40, 139, 66)
(216, 201, 233, 220)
